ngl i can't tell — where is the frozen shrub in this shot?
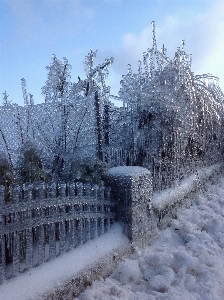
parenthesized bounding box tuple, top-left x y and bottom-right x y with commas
(68, 156, 108, 184)
(0, 151, 14, 202)
(16, 142, 52, 184)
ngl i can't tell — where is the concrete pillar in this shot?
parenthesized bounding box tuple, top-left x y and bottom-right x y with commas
(103, 166, 153, 248)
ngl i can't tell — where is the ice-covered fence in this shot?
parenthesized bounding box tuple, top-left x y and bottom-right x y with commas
(0, 181, 114, 283)
(103, 164, 222, 248)
(152, 163, 223, 229)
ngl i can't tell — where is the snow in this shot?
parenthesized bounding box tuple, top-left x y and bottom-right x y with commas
(105, 166, 151, 177)
(0, 223, 129, 300)
(77, 176, 224, 300)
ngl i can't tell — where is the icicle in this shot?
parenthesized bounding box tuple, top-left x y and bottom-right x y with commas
(49, 223, 56, 259)
(59, 221, 66, 254)
(94, 218, 98, 239)
(100, 217, 105, 235)
(26, 228, 33, 269)
(70, 219, 75, 249)
(79, 219, 83, 245)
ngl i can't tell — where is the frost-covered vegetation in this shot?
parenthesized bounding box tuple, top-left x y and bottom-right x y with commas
(0, 142, 107, 188)
(1, 23, 224, 193)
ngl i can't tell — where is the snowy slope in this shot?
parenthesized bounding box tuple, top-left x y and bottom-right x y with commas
(77, 177, 224, 300)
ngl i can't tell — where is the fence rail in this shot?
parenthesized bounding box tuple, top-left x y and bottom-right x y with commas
(0, 181, 115, 283)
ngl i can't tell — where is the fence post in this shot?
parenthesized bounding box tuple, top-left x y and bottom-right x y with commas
(12, 232, 20, 277)
(76, 182, 83, 197)
(103, 166, 153, 248)
(59, 221, 66, 254)
(48, 182, 56, 199)
(0, 188, 4, 282)
(0, 185, 5, 209)
(105, 186, 111, 201)
(91, 184, 98, 198)
(37, 182, 45, 200)
(23, 183, 33, 202)
(98, 184, 105, 200)
(49, 223, 56, 259)
(38, 225, 45, 265)
(10, 184, 20, 204)
(59, 183, 66, 198)
(79, 218, 83, 245)
(68, 183, 75, 198)
(0, 234, 6, 283)
(84, 183, 91, 197)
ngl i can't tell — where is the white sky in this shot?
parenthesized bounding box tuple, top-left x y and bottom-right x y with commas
(0, 0, 224, 106)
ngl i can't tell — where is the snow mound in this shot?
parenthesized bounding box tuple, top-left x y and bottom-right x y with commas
(111, 259, 142, 285)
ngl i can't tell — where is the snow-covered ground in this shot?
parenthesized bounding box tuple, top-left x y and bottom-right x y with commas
(77, 177, 224, 300)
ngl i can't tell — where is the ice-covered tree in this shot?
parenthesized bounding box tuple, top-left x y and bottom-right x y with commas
(41, 55, 72, 103)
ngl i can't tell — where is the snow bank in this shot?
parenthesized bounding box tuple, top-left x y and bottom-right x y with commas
(105, 166, 151, 177)
(0, 223, 129, 300)
(77, 176, 224, 300)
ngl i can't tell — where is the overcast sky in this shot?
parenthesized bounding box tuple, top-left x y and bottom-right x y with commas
(1, 0, 224, 106)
